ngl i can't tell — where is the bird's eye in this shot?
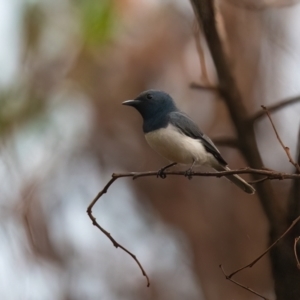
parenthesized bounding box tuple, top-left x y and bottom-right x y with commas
(146, 94, 152, 100)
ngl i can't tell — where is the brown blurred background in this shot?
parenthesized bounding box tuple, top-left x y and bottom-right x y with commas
(1, 0, 300, 299)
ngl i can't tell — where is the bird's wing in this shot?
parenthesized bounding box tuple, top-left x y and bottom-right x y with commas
(169, 111, 227, 165)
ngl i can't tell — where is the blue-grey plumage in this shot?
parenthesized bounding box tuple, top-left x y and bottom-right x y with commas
(122, 90, 255, 194)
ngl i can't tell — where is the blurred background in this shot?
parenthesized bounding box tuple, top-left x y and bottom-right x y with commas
(1, 0, 300, 299)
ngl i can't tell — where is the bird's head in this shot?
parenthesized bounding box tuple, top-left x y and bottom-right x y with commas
(122, 90, 178, 121)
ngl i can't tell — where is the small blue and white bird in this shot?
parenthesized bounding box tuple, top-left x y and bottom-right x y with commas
(123, 90, 255, 194)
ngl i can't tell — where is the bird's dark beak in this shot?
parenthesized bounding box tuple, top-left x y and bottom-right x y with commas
(122, 100, 139, 107)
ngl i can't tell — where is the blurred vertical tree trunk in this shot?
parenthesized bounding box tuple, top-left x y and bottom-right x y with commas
(190, 0, 300, 299)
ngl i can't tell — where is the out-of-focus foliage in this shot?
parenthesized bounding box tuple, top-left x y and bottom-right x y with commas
(0, 0, 300, 299)
(23, 3, 44, 50)
(75, 0, 115, 46)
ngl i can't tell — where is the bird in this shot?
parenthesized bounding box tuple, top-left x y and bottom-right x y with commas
(122, 90, 255, 194)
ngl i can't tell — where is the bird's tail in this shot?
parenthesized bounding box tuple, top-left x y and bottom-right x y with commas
(214, 165, 256, 194)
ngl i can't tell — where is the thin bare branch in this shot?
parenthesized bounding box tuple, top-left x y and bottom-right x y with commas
(87, 175, 150, 287)
(248, 177, 269, 184)
(130, 168, 300, 180)
(87, 167, 300, 286)
(227, 215, 300, 278)
(219, 265, 269, 300)
(262, 105, 300, 173)
(294, 236, 300, 269)
(250, 95, 300, 122)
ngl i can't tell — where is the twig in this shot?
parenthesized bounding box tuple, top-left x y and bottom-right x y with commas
(87, 168, 300, 286)
(87, 175, 150, 287)
(294, 236, 300, 269)
(130, 168, 300, 180)
(248, 168, 277, 184)
(248, 177, 269, 184)
(227, 215, 300, 278)
(219, 265, 269, 300)
(250, 95, 300, 122)
(262, 105, 300, 173)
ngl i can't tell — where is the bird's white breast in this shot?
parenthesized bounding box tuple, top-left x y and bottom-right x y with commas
(145, 124, 216, 166)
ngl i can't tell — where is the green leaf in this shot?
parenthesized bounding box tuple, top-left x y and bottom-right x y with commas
(76, 0, 115, 46)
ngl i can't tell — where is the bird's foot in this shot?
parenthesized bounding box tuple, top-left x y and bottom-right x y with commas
(157, 168, 167, 179)
(156, 162, 177, 179)
(184, 169, 194, 180)
(184, 160, 196, 180)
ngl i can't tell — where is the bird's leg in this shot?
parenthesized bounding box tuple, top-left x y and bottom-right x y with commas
(184, 160, 196, 180)
(157, 162, 177, 179)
